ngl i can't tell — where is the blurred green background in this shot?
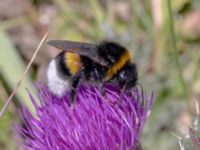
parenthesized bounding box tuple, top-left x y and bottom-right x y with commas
(0, 0, 200, 149)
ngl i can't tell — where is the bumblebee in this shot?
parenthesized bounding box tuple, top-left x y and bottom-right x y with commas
(47, 40, 138, 102)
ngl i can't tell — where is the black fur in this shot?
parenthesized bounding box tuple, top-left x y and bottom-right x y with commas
(97, 41, 127, 67)
(55, 51, 71, 79)
(112, 63, 138, 89)
(80, 56, 107, 82)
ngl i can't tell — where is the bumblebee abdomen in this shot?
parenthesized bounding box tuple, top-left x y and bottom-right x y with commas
(64, 52, 81, 75)
(54, 51, 82, 78)
(55, 52, 71, 79)
(47, 52, 82, 96)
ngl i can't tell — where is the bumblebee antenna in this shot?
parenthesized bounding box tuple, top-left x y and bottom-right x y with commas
(0, 31, 49, 118)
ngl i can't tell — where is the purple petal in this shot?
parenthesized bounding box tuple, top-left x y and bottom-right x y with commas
(14, 83, 153, 150)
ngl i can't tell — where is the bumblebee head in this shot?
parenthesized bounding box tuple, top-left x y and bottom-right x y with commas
(117, 63, 138, 89)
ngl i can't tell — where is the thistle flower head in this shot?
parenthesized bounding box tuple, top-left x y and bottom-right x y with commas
(15, 83, 153, 150)
(178, 105, 200, 150)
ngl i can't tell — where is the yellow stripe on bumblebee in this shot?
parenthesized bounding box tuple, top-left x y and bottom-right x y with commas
(104, 50, 132, 80)
(65, 52, 81, 75)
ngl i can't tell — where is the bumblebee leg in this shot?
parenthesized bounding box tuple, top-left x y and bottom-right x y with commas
(70, 88, 76, 103)
(70, 74, 81, 103)
(93, 67, 106, 96)
(136, 83, 145, 105)
(99, 83, 106, 96)
(121, 84, 127, 93)
(120, 84, 128, 98)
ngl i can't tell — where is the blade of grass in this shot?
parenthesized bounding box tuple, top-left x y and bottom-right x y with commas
(130, 0, 152, 32)
(0, 31, 48, 117)
(167, 0, 188, 99)
(89, 0, 105, 38)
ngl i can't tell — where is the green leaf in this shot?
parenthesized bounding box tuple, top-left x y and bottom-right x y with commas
(0, 31, 38, 115)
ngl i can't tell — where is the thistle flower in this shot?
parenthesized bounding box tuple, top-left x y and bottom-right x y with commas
(189, 128, 200, 149)
(15, 83, 153, 150)
(179, 104, 200, 150)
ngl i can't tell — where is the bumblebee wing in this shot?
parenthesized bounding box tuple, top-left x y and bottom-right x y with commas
(48, 40, 107, 66)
